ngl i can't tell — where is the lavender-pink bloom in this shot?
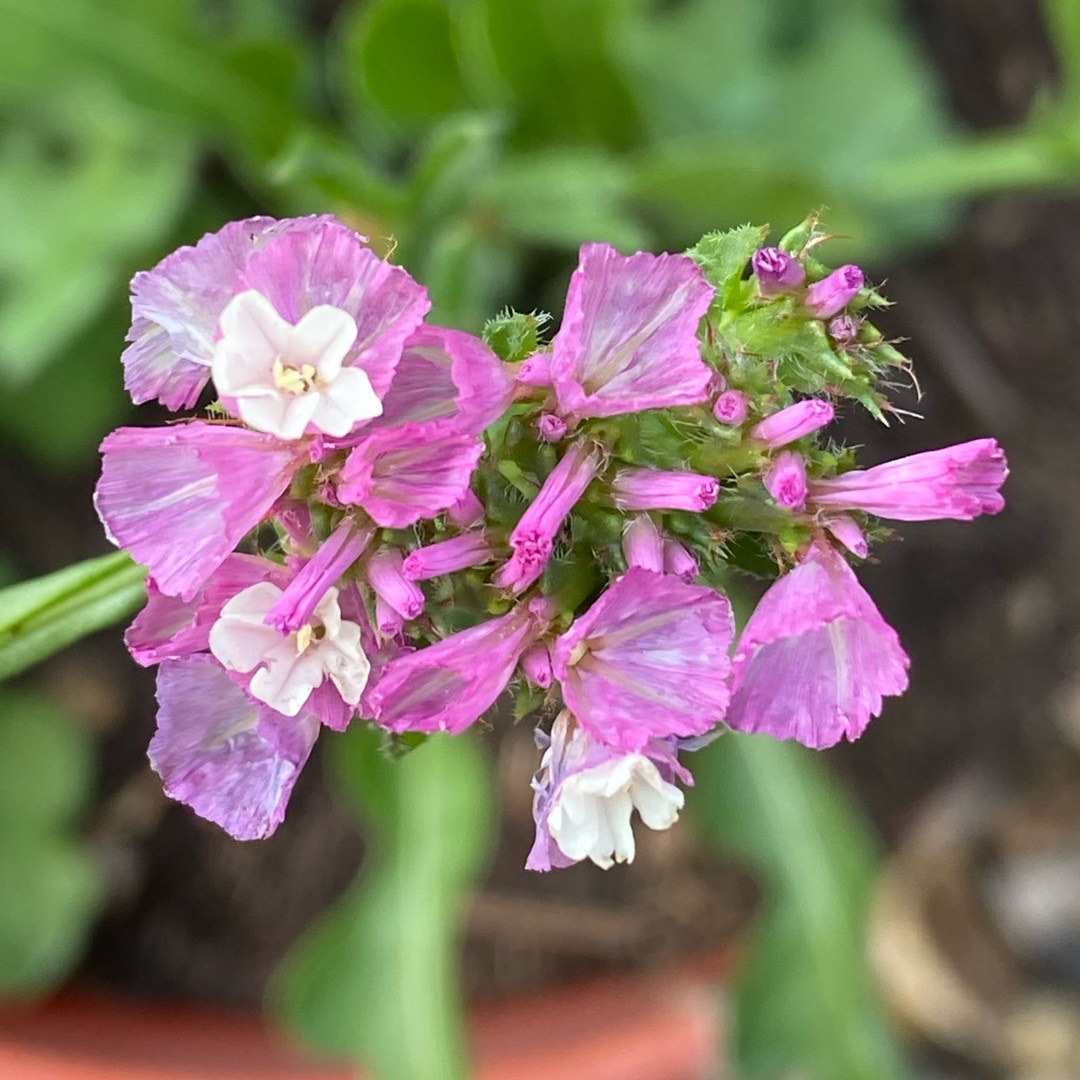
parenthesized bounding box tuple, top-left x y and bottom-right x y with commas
(123, 215, 334, 410)
(713, 390, 750, 426)
(526, 712, 692, 872)
(493, 442, 604, 593)
(751, 246, 806, 295)
(372, 325, 514, 437)
(622, 515, 664, 572)
(612, 468, 718, 513)
(365, 549, 424, 621)
(662, 539, 699, 582)
(764, 450, 808, 511)
(551, 569, 734, 750)
(371, 604, 542, 734)
(536, 413, 567, 443)
(266, 518, 373, 633)
(149, 655, 319, 840)
(726, 543, 909, 748)
(126, 554, 284, 666)
(338, 423, 483, 528)
(550, 244, 715, 419)
(808, 438, 1008, 521)
(804, 265, 864, 319)
(402, 532, 496, 581)
(95, 423, 306, 601)
(751, 399, 834, 449)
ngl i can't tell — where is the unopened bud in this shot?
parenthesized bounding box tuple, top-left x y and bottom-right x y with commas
(752, 247, 806, 296)
(827, 314, 861, 345)
(763, 451, 808, 511)
(805, 265, 864, 319)
(537, 413, 567, 443)
(713, 390, 750, 426)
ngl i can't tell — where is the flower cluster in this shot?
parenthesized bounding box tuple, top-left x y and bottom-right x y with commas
(96, 215, 1008, 867)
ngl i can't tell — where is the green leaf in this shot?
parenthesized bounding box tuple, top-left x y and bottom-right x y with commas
(687, 224, 770, 300)
(342, 0, 473, 128)
(0, 552, 147, 682)
(692, 733, 910, 1080)
(274, 727, 494, 1080)
(0, 689, 101, 997)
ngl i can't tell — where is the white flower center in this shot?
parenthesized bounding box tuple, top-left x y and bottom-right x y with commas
(211, 290, 383, 441)
(208, 582, 370, 717)
(547, 753, 684, 869)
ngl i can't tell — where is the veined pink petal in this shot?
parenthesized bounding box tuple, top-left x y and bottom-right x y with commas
(371, 605, 541, 734)
(95, 423, 305, 602)
(239, 223, 430, 401)
(123, 215, 335, 410)
(373, 325, 514, 436)
(551, 569, 734, 750)
(808, 438, 1008, 521)
(150, 655, 319, 840)
(726, 543, 909, 748)
(338, 424, 483, 528)
(551, 244, 715, 419)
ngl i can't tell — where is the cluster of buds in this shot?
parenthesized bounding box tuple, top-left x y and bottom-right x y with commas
(94, 215, 1007, 869)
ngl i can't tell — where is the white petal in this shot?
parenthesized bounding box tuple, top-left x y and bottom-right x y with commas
(310, 366, 383, 437)
(293, 305, 359, 381)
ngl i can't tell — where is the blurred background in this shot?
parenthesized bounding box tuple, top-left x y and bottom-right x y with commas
(0, 1, 1078, 1078)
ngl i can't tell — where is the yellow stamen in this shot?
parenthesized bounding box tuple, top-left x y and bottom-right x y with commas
(296, 623, 314, 654)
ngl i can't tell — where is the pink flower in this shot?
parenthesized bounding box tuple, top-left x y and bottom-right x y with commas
(662, 539, 699, 582)
(804, 265, 864, 319)
(808, 438, 1008, 521)
(364, 549, 424, 621)
(751, 399, 834, 449)
(726, 543, 909, 748)
(611, 468, 719, 512)
(402, 532, 496, 581)
(371, 324, 514, 437)
(550, 244, 715, 419)
(551, 569, 734, 750)
(751, 246, 805, 295)
(622, 515, 664, 572)
(337, 423, 483, 528)
(713, 390, 750, 426)
(95, 423, 306, 601)
(763, 450, 808, 511)
(526, 712, 691, 871)
(493, 441, 604, 593)
(371, 604, 543, 734)
(149, 655, 319, 840)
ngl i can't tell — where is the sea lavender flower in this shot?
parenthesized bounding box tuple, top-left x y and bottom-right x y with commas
(551, 569, 734, 750)
(266, 517, 373, 634)
(209, 581, 370, 718)
(526, 712, 691, 871)
(212, 290, 382, 440)
(493, 441, 604, 593)
(371, 324, 514, 437)
(622, 515, 664, 572)
(611, 468, 719, 512)
(763, 450, 808, 511)
(364, 549, 424, 621)
(95, 424, 306, 601)
(536, 413, 567, 443)
(337, 423, 483, 528)
(805, 265, 864, 319)
(550, 244, 715, 419)
(150, 655, 320, 840)
(371, 602, 544, 734)
(402, 532, 496, 581)
(713, 389, 750, 426)
(751, 399, 834, 449)
(726, 543, 909, 748)
(808, 439, 1008, 521)
(123, 215, 429, 415)
(751, 246, 806, 295)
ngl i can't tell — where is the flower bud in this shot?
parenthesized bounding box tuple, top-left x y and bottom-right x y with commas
(805, 265, 864, 319)
(537, 413, 567, 443)
(827, 314, 861, 345)
(825, 515, 869, 559)
(622, 514, 664, 572)
(751, 399, 834, 450)
(365, 549, 424, 620)
(662, 539, 699, 582)
(517, 352, 553, 387)
(752, 247, 806, 296)
(521, 644, 553, 689)
(713, 390, 750, 426)
(612, 468, 719, 512)
(763, 450, 808, 511)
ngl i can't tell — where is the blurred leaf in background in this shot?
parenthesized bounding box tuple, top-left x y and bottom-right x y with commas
(694, 733, 909, 1080)
(0, 690, 101, 996)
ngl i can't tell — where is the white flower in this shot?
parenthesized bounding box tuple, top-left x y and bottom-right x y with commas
(209, 582, 369, 716)
(546, 751, 684, 869)
(212, 290, 382, 440)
